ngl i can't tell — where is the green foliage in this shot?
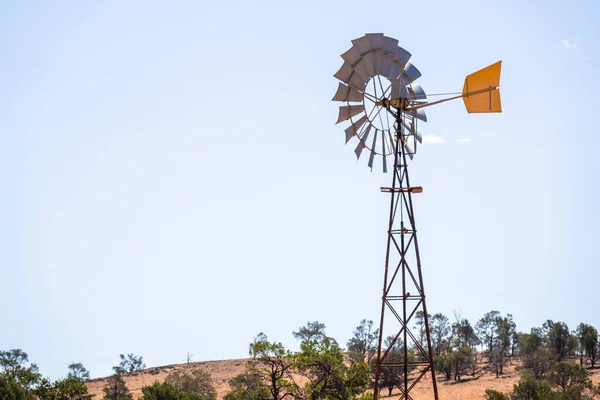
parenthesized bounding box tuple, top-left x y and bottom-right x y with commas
(545, 321, 573, 362)
(113, 353, 146, 375)
(224, 370, 271, 400)
(346, 320, 378, 364)
(548, 361, 590, 398)
(483, 388, 509, 400)
(295, 333, 369, 400)
(58, 376, 92, 400)
(0, 349, 41, 400)
(475, 311, 501, 356)
(103, 374, 132, 400)
(67, 363, 90, 382)
(140, 381, 204, 400)
(292, 321, 326, 342)
(430, 313, 451, 356)
(165, 370, 217, 400)
(577, 324, 599, 368)
(518, 331, 555, 379)
(511, 371, 556, 400)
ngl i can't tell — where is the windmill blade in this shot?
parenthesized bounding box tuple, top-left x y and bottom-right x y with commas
(408, 83, 427, 100)
(336, 105, 364, 124)
(368, 129, 378, 170)
(404, 143, 415, 160)
(354, 124, 372, 160)
(413, 108, 427, 123)
(403, 62, 422, 82)
(380, 54, 394, 78)
(355, 52, 376, 79)
(351, 35, 372, 55)
(341, 46, 361, 66)
(334, 62, 353, 83)
(344, 115, 368, 143)
(382, 36, 399, 54)
(366, 33, 385, 50)
(391, 77, 409, 100)
(387, 62, 402, 80)
(393, 46, 411, 66)
(332, 82, 364, 102)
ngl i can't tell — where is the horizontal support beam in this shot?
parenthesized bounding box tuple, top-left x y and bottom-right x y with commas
(381, 186, 423, 193)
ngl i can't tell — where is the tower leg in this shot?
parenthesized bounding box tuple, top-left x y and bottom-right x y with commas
(373, 113, 438, 400)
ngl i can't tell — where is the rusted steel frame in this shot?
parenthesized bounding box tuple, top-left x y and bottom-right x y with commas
(380, 298, 422, 362)
(380, 366, 407, 398)
(402, 145, 439, 399)
(406, 366, 430, 393)
(373, 122, 403, 400)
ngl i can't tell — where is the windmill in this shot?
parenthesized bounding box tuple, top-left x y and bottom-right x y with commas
(332, 33, 502, 399)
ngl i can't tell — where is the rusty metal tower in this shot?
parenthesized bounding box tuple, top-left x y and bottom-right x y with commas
(331, 33, 502, 399)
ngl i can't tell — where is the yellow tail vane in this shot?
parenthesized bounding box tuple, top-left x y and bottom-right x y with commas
(462, 61, 502, 113)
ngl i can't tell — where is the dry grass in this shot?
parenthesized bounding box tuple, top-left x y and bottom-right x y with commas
(86, 358, 600, 400)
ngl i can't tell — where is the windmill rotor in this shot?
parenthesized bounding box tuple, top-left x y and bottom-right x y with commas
(333, 33, 502, 171)
(332, 33, 427, 171)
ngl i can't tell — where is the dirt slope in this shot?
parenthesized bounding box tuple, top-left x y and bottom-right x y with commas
(86, 359, 600, 400)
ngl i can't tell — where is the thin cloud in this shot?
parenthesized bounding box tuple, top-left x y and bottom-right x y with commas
(422, 133, 446, 145)
(456, 138, 472, 143)
(561, 39, 578, 50)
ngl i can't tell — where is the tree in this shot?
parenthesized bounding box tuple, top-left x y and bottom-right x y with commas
(224, 370, 270, 400)
(113, 354, 146, 374)
(413, 311, 431, 349)
(141, 381, 181, 400)
(292, 321, 326, 342)
(429, 313, 450, 356)
(511, 371, 556, 400)
(0, 349, 41, 399)
(576, 324, 599, 368)
(518, 331, 554, 379)
(294, 335, 369, 400)
(246, 333, 297, 400)
(165, 370, 217, 400)
(52, 376, 92, 400)
(346, 320, 378, 364)
(545, 321, 572, 362)
(475, 311, 500, 357)
(67, 363, 90, 382)
(548, 361, 590, 397)
(140, 381, 204, 400)
(103, 374, 132, 400)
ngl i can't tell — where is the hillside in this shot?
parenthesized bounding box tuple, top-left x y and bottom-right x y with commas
(86, 358, 600, 399)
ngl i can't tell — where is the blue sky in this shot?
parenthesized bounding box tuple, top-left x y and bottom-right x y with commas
(1, 0, 599, 380)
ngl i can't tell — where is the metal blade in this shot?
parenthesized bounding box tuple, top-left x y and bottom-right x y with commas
(341, 46, 361, 66)
(349, 70, 368, 91)
(356, 52, 376, 79)
(332, 82, 363, 102)
(344, 115, 368, 143)
(334, 62, 353, 83)
(368, 129, 378, 170)
(379, 54, 393, 78)
(354, 124, 372, 160)
(416, 131, 422, 143)
(393, 46, 411, 66)
(387, 62, 402, 80)
(382, 36, 399, 54)
(403, 62, 422, 82)
(366, 33, 385, 50)
(408, 83, 426, 100)
(404, 143, 414, 160)
(391, 77, 409, 100)
(413, 108, 427, 123)
(351, 35, 372, 55)
(374, 52, 386, 75)
(336, 105, 364, 124)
